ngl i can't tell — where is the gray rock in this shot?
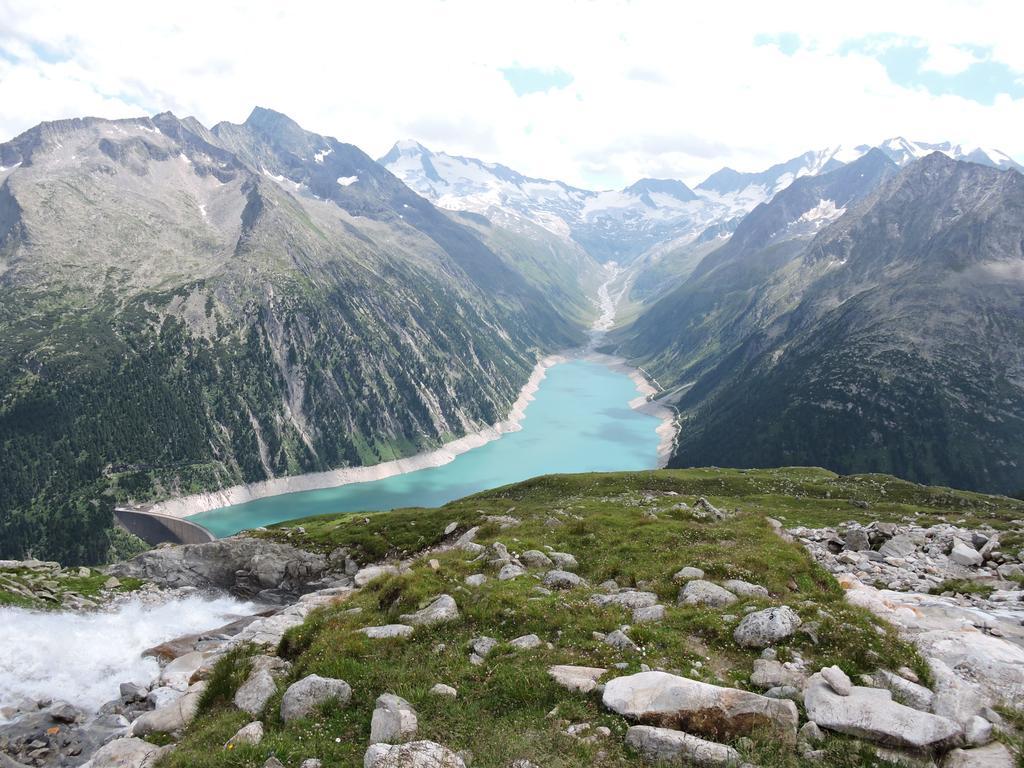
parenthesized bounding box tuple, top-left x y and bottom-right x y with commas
(370, 694, 418, 745)
(721, 579, 769, 599)
(48, 701, 80, 723)
(497, 564, 525, 581)
(509, 634, 542, 650)
(83, 736, 162, 768)
(358, 624, 414, 639)
(355, 565, 401, 587)
(604, 630, 637, 651)
(672, 567, 705, 582)
(160, 650, 204, 691)
(678, 580, 737, 608)
(874, 670, 934, 711)
(821, 666, 852, 696)
(602, 670, 798, 741)
(280, 675, 352, 723)
(548, 665, 606, 693)
(625, 725, 741, 766)
(733, 606, 802, 648)
(399, 595, 459, 626)
(549, 552, 578, 570)
(803, 672, 961, 750)
(131, 682, 205, 735)
(543, 570, 587, 590)
(464, 574, 486, 587)
(118, 683, 148, 703)
(226, 720, 264, 748)
(633, 604, 666, 624)
(879, 535, 916, 559)
(471, 636, 498, 658)
(520, 550, 553, 568)
(429, 684, 457, 698)
(750, 659, 806, 690)
(763, 685, 801, 700)
(941, 743, 1014, 768)
(364, 741, 466, 768)
(963, 715, 992, 746)
(235, 665, 279, 715)
(592, 591, 659, 610)
(950, 539, 983, 567)
(799, 721, 824, 744)
(300, 761, 323, 768)
(843, 529, 870, 552)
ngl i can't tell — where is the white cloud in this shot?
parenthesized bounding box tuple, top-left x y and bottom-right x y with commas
(920, 43, 982, 75)
(0, 0, 1021, 188)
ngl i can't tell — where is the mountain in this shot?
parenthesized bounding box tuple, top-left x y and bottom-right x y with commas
(697, 137, 1022, 201)
(380, 141, 723, 263)
(616, 152, 1024, 494)
(0, 108, 587, 564)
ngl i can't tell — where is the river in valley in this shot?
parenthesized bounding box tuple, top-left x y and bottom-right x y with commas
(188, 356, 666, 537)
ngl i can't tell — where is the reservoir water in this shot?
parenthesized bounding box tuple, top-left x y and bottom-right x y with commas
(188, 358, 663, 537)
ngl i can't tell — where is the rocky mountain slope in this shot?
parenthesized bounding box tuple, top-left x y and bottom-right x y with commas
(4, 468, 1023, 767)
(615, 153, 1024, 495)
(0, 109, 589, 565)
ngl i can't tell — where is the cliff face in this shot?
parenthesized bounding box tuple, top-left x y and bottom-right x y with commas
(0, 109, 586, 564)
(617, 154, 1024, 494)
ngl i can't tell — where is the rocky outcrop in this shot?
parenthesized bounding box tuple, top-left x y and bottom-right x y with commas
(602, 671, 798, 741)
(803, 672, 962, 750)
(110, 537, 330, 602)
(625, 725, 741, 767)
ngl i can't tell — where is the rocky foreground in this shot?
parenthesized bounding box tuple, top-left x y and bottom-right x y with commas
(2, 468, 1024, 768)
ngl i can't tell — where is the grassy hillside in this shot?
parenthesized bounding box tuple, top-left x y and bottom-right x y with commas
(162, 468, 1024, 768)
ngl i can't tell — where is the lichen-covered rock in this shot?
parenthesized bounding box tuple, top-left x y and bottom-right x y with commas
(677, 581, 737, 608)
(733, 606, 802, 648)
(363, 741, 465, 768)
(625, 725, 741, 766)
(280, 675, 352, 723)
(602, 671, 798, 741)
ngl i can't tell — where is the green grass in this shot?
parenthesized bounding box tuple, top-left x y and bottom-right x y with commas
(0, 565, 144, 610)
(155, 468, 1015, 768)
(929, 579, 996, 598)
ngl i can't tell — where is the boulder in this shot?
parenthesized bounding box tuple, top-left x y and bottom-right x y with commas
(942, 743, 1014, 768)
(548, 665, 606, 693)
(821, 666, 852, 696)
(604, 630, 637, 651)
(543, 570, 587, 590)
(803, 672, 961, 750)
(355, 565, 401, 587)
(878, 535, 916, 559)
(950, 539, 982, 567)
(549, 552, 578, 570)
(733, 606, 801, 648)
(235, 667, 277, 715)
(625, 725, 741, 767)
(399, 595, 459, 626)
(510, 634, 542, 650)
(964, 715, 992, 746)
(131, 682, 205, 735)
(364, 741, 465, 768)
(370, 694, 418, 744)
(280, 675, 352, 723)
(677, 580, 737, 608)
(672, 567, 705, 582)
(602, 671, 798, 741)
(429, 684, 457, 698)
(358, 625, 414, 640)
(592, 591, 659, 610)
(471, 636, 498, 658)
(82, 737, 162, 768)
(721, 579, 769, 599)
(464, 574, 486, 587)
(520, 550, 553, 568)
(497, 564, 525, 581)
(633, 605, 666, 624)
(226, 720, 264, 748)
(874, 670, 934, 712)
(750, 659, 805, 691)
(843, 529, 870, 552)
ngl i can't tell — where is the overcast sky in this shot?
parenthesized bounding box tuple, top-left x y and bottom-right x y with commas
(1, 0, 1022, 188)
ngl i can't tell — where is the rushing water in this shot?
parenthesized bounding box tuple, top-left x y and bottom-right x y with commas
(0, 596, 256, 715)
(189, 358, 663, 537)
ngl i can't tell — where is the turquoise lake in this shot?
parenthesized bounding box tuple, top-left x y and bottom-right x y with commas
(188, 359, 663, 537)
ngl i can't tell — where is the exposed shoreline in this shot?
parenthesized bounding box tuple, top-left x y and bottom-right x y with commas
(138, 267, 677, 522)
